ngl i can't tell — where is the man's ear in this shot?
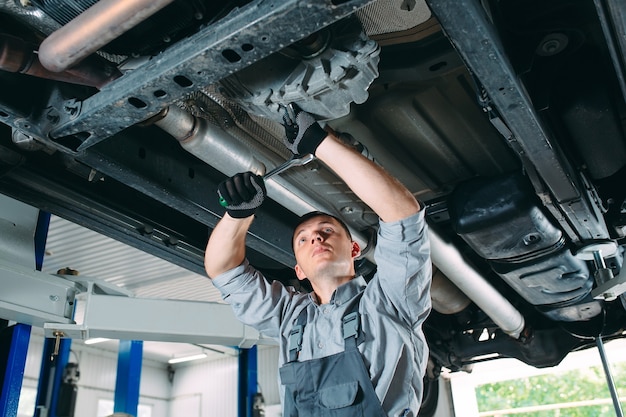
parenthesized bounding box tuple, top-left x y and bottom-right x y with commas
(294, 264, 307, 280)
(351, 241, 361, 258)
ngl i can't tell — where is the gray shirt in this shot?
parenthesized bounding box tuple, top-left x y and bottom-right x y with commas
(212, 210, 432, 416)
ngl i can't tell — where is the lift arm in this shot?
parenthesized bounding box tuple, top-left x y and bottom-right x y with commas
(0, 194, 262, 348)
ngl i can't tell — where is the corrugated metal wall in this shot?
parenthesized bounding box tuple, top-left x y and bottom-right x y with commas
(257, 346, 281, 406)
(169, 355, 239, 417)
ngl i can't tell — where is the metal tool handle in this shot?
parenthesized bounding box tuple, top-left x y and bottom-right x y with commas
(218, 154, 315, 207)
(263, 154, 315, 180)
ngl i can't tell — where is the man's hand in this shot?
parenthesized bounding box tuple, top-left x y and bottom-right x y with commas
(217, 172, 266, 218)
(282, 105, 327, 156)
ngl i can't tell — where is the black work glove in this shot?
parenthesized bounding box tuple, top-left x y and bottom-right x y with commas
(282, 104, 327, 156)
(217, 172, 266, 218)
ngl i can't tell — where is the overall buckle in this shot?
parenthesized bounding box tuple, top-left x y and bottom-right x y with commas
(288, 324, 304, 361)
(342, 312, 359, 339)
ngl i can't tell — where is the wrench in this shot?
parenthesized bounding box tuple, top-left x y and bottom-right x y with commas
(219, 154, 315, 207)
(262, 153, 315, 180)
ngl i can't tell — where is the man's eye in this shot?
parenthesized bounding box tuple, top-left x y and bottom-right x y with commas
(324, 228, 333, 233)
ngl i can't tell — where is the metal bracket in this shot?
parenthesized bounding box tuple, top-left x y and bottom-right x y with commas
(591, 271, 626, 301)
(1, 247, 262, 347)
(0, 257, 77, 328)
(579, 247, 626, 301)
(42, 283, 262, 348)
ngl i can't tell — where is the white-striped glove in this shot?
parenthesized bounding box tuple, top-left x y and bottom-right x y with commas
(282, 105, 327, 156)
(217, 172, 266, 218)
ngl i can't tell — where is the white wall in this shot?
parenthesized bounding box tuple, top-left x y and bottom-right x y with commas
(256, 345, 280, 407)
(166, 345, 282, 417)
(19, 330, 281, 417)
(168, 354, 238, 417)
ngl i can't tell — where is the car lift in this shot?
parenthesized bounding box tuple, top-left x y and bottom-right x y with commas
(0, 194, 263, 416)
(0, 193, 259, 348)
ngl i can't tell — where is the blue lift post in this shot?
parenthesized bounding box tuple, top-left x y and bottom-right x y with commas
(114, 340, 143, 415)
(238, 346, 258, 417)
(34, 212, 50, 272)
(0, 323, 31, 417)
(35, 338, 72, 417)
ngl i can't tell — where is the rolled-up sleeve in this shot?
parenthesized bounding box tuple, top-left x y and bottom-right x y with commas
(369, 210, 432, 326)
(211, 260, 304, 340)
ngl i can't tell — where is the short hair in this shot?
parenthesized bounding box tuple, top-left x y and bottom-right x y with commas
(292, 211, 352, 248)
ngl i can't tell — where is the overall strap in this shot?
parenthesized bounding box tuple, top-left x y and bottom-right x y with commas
(342, 298, 361, 349)
(288, 307, 308, 362)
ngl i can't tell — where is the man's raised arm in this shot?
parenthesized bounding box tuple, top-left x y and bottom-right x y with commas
(204, 172, 265, 278)
(315, 134, 420, 223)
(282, 109, 420, 223)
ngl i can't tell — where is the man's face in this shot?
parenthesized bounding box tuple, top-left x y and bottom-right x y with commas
(292, 215, 360, 281)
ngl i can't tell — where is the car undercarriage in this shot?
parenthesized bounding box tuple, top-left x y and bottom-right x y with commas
(2, 0, 626, 407)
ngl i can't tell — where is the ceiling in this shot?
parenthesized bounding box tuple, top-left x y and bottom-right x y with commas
(40, 214, 236, 363)
(43, 215, 222, 302)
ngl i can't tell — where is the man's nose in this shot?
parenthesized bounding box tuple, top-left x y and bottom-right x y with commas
(311, 232, 323, 243)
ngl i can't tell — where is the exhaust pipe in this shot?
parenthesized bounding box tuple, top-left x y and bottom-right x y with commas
(153, 104, 333, 213)
(429, 229, 526, 339)
(39, 0, 175, 72)
(430, 265, 471, 315)
(0, 34, 120, 88)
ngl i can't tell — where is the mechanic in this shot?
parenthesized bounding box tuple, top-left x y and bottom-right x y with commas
(204, 108, 432, 417)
